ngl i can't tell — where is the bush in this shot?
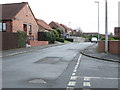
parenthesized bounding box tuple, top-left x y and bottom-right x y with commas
(52, 27, 64, 37)
(65, 38, 73, 42)
(56, 37, 64, 43)
(50, 31, 56, 43)
(52, 30, 59, 38)
(108, 38, 115, 40)
(43, 32, 56, 44)
(113, 36, 120, 40)
(16, 31, 26, 48)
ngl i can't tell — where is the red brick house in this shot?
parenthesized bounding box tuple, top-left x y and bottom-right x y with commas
(0, 2, 38, 40)
(49, 21, 65, 33)
(60, 24, 70, 34)
(36, 19, 54, 32)
(114, 27, 120, 36)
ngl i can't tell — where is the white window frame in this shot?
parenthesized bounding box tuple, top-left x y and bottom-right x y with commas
(0, 22, 7, 31)
(3, 23, 6, 31)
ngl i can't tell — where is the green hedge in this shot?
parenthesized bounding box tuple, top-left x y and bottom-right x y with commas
(52, 30, 59, 38)
(65, 38, 73, 42)
(43, 32, 56, 44)
(16, 31, 26, 48)
(56, 37, 64, 43)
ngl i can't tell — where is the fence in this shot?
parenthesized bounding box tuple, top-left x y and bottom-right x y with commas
(0, 32, 18, 50)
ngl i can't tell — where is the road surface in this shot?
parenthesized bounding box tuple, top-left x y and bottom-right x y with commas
(2, 42, 119, 89)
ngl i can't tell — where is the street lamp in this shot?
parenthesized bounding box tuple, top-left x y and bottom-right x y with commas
(105, 0, 108, 53)
(95, 1, 100, 41)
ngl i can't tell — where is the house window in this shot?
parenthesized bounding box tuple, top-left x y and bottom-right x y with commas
(3, 23, 6, 31)
(0, 22, 7, 31)
(29, 24, 32, 34)
(0, 23, 2, 31)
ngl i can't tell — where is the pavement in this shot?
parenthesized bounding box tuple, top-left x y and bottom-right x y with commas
(1, 42, 65, 58)
(81, 43, 120, 63)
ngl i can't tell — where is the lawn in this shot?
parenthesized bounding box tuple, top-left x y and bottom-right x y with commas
(64, 40, 71, 43)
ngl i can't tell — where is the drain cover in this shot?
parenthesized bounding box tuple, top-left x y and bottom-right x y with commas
(35, 57, 60, 64)
(28, 79, 47, 84)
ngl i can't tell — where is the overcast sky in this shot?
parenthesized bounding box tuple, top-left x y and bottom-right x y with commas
(1, 0, 119, 34)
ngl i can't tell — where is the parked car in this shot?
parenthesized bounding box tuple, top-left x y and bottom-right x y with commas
(91, 37, 97, 43)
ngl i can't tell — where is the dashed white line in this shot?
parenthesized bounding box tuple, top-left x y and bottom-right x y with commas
(83, 82, 91, 87)
(84, 77, 91, 81)
(70, 76, 78, 80)
(72, 73, 76, 76)
(74, 66, 78, 70)
(66, 54, 82, 89)
(68, 81, 76, 86)
(73, 69, 77, 72)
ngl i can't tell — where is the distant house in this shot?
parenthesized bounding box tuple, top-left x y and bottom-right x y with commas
(0, 2, 38, 40)
(49, 21, 65, 33)
(114, 27, 120, 36)
(83, 32, 98, 36)
(60, 24, 70, 34)
(36, 19, 54, 32)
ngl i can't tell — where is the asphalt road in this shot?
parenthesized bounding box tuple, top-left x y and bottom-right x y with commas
(2, 42, 120, 89)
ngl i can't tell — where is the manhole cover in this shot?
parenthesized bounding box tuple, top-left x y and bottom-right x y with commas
(28, 79, 47, 84)
(34, 57, 60, 64)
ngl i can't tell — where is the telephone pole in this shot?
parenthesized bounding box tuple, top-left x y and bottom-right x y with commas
(105, 0, 108, 53)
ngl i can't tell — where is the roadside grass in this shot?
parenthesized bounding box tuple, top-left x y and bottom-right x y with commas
(64, 40, 71, 43)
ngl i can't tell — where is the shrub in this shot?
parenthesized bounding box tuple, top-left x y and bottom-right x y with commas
(65, 38, 73, 42)
(16, 31, 26, 48)
(52, 30, 59, 38)
(108, 38, 115, 40)
(50, 31, 56, 43)
(56, 37, 64, 43)
(43, 32, 56, 44)
(52, 27, 64, 37)
(113, 36, 120, 40)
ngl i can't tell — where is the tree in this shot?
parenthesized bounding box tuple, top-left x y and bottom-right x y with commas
(75, 27, 83, 36)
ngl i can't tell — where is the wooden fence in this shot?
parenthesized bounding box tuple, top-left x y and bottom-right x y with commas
(0, 32, 18, 50)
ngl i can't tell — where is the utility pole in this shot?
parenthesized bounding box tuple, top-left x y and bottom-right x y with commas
(105, 0, 108, 53)
(95, 1, 100, 41)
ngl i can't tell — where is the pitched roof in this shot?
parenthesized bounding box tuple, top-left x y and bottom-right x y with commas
(60, 24, 69, 30)
(36, 19, 54, 31)
(49, 21, 64, 29)
(1, 2, 27, 20)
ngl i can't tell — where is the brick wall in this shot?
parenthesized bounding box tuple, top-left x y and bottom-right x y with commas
(29, 41, 48, 47)
(98, 41, 120, 55)
(12, 3, 38, 40)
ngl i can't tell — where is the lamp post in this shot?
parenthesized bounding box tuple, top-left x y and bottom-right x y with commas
(95, 1, 100, 41)
(105, 0, 108, 53)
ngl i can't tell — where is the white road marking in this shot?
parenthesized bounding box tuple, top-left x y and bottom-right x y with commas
(70, 76, 78, 80)
(74, 66, 78, 70)
(72, 73, 76, 76)
(66, 54, 82, 89)
(83, 82, 91, 87)
(68, 81, 76, 86)
(80, 76, 120, 80)
(84, 77, 91, 81)
(73, 69, 77, 72)
(77, 62, 79, 65)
